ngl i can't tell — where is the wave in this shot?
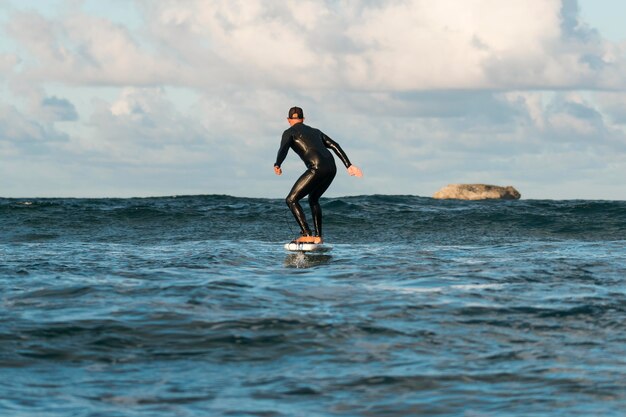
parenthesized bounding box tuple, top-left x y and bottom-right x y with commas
(2, 195, 625, 244)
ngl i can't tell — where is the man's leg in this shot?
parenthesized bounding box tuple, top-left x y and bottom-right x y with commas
(308, 169, 336, 238)
(286, 169, 318, 235)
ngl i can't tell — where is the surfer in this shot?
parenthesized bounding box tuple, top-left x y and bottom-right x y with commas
(274, 106, 363, 244)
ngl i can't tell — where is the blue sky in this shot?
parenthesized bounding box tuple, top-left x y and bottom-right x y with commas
(1, 0, 626, 199)
(579, 0, 626, 41)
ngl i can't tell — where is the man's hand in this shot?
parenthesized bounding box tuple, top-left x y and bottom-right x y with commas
(347, 165, 363, 177)
(274, 165, 282, 176)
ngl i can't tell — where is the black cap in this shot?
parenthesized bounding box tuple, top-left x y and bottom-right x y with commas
(288, 106, 304, 119)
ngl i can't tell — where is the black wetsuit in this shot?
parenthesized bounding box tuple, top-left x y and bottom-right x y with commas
(274, 122, 352, 237)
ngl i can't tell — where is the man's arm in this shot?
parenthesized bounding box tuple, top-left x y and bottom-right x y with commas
(321, 133, 352, 168)
(322, 133, 363, 177)
(274, 131, 292, 174)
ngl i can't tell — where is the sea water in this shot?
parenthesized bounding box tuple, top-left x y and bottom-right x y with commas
(1, 195, 625, 416)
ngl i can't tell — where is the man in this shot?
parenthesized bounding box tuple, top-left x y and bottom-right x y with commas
(274, 106, 363, 244)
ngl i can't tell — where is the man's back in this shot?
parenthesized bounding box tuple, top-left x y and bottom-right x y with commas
(278, 123, 335, 170)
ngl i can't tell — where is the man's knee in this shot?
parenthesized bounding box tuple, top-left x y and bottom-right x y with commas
(286, 194, 298, 207)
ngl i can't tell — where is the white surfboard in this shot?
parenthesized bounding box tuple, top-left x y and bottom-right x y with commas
(284, 242, 333, 253)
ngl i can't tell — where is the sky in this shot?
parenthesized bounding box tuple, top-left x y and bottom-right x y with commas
(1, 0, 626, 200)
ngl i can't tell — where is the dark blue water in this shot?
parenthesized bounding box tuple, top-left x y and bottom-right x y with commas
(1, 195, 625, 416)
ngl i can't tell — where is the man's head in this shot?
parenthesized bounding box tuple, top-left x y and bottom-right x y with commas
(287, 106, 304, 125)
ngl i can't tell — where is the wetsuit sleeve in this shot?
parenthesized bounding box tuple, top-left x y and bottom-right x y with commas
(322, 133, 352, 168)
(274, 131, 292, 167)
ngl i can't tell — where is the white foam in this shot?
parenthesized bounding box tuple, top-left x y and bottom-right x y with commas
(369, 283, 504, 294)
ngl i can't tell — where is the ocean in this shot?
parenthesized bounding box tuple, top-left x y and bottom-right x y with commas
(1, 195, 625, 416)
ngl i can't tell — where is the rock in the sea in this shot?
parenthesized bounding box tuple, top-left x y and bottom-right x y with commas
(433, 184, 521, 200)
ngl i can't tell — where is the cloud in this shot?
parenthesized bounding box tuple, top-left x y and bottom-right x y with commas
(300, 88, 626, 196)
(596, 92, 626, 125)
(4, 0, 625, 91)
(2, 1, 626, 199)
(0, 102, 69, 149)
(40, 96, 78, 122)
(0, 52, 18, 77)
(87, 87, 210, 163)
(4, 9, 176, 86)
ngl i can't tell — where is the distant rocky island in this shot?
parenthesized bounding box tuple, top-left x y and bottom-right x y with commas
(433, 184, 521, 200)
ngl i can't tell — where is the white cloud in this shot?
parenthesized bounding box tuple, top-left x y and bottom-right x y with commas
(4, 0, 625, 91)
(2, 1, 626, 199)
(88, 87, 210, 161)
(4, 10, 175, 86)
(0, 52, 18, 77)
(0, 102, 69, 147)
(596, 92, 626, 125)
(146, 0, 626, 90)
(39, 96, 78, 122)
